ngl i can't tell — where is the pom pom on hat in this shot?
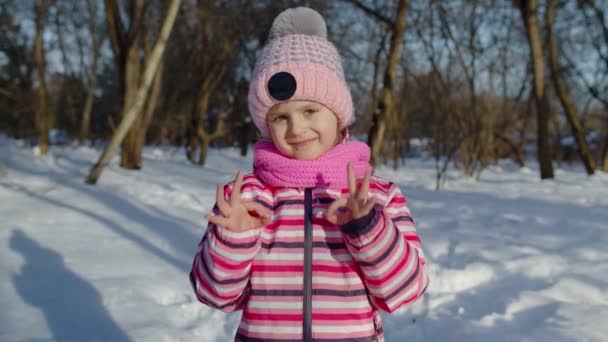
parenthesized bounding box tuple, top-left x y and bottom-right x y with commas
(269, 7, 327, 40)
(248, 7, 354, 138)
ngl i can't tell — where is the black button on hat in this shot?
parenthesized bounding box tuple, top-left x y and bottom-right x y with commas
(267, 72, 297, 101)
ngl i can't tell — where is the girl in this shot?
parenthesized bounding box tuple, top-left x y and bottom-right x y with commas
(190, 7, 429, 341)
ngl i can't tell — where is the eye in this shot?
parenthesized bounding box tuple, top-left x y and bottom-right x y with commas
(304, 108, 319, 115)
(271, 114, 288, 122)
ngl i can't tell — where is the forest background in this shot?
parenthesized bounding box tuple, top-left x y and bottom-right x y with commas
(1, 0, 607, 187)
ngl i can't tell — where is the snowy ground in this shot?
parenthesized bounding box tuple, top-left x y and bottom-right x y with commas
(1, 136, 607, 342)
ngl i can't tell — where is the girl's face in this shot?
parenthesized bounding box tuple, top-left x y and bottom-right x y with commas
(267, 100, 341, 160)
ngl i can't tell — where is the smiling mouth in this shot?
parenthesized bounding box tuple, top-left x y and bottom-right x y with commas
(289, 138, 316, 148)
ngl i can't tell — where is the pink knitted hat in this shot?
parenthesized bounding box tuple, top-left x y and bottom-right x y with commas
(248, 7, 354, 137)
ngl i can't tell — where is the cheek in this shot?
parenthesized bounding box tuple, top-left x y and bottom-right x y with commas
(268, 123, 282, 139)
(269, 124, 288, 147)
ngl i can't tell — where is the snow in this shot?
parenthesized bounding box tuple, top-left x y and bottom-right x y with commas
(1, 136, 607, 341)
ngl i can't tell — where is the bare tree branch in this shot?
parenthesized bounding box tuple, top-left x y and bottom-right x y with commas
(343, 0, 394, 26)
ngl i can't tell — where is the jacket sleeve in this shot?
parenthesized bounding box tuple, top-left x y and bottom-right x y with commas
(190, 183, 264, 312)
(342, 183, 429, 313)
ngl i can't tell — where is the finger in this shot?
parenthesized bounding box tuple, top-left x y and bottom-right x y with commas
(327, 197, 348, 216)
(361, 197, 376, 216)
(216, 184, 232, 217)
(347, 163, 356, 196)
(325, 197, 348, 224)
(357, 169, 371, 201)
(230, 170, 244, 206)
(242, 201, 272, 218)
(206, 213, 231, 228)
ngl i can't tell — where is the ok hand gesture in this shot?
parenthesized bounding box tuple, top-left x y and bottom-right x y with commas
(206, 171, 272, 232)
(325, 163, 376, 226)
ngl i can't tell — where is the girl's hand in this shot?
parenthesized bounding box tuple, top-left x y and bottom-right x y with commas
(325, 163, 375, 226)
(206, 171, 272, 232)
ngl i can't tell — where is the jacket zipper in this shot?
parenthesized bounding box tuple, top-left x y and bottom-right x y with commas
(303, 188, 313, 342)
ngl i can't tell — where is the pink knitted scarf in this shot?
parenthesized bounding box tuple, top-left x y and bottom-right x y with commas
(253, 140, 372, 188)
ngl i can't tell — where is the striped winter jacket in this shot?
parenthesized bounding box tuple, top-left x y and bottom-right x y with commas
(190, 173, 429, 341)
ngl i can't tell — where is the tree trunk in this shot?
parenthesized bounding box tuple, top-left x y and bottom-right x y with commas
(103, 0, 156, 170)
(546, 0, 595, 175)
(34, 0, 50, 156)
(518, 0, 554, 179)
(196, 115, 225, 166)
(188, 35, 233, 165)
(186, 117, 198, 162)
(86, 0, 182, 184)
(193, 92, 210, 164)
(120, 8, 145, 169)
(79, 0, 102, 146)
(238, 121, 254, 157)
(198, 137, 210, 166)
(135, 55, 163, 164)
(367, 0, 410, 166)
(79, 74, 97, 145)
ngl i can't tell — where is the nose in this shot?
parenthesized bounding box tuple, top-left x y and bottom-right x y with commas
(286, 115, 306, 136)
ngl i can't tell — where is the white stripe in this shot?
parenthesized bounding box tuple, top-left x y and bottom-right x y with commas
(251, 276, 303, 285)
(312, 207, 327, 216)
(257, 251, 352, 262)
(373, 193, 389, 204)
(260, 229, 343, 240)
(275, 188, 304, 199)
(239, 323, 300, 334)
(259, 252, 303, 261)
(312, 322, 374, 333)
(316, 189, 341, 197)
(396, 224, 417, 233)
(386, 186, 400, 202)
(240, 191, 273, 203)
(312, 300, 371, 309)
(273, 208, 304, 218)
(384, 206, 411, 215)
(248, 300, 303, 309)
(312, 275, 362, 286)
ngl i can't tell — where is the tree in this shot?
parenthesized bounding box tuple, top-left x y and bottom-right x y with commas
(188, 2, 235, 166)
(86, 0, 181, 185)
(348, 0, 411, 167)
(33, 0, 51, 155)
(546, 0, 595, 174)
(0, 3, 36, 139)
(79, 0, 104, 145)
(517, 0, 555, 179)
(103, 0, 165, 169)
(577, 0, 608, 171)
